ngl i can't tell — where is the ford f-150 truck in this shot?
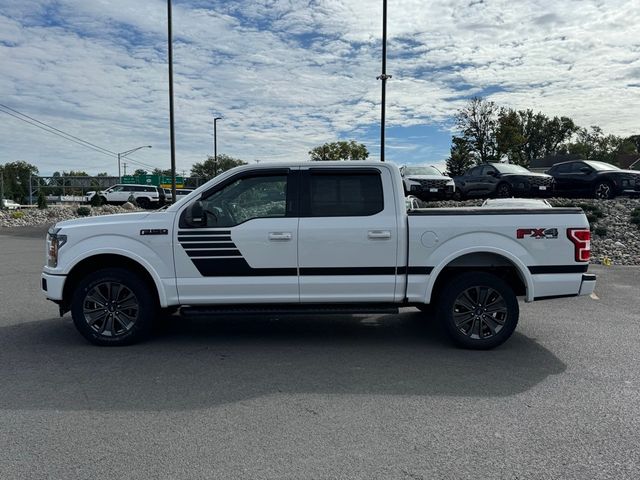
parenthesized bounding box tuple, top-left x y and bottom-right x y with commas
(41, 162, 596, 349)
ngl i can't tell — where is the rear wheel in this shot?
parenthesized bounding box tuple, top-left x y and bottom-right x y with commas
(437, 272, 519, 349)
(594, 181, 614, 199)
(71, 268, 157, 346)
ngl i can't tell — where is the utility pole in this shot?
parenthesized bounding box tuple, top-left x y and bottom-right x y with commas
(0, 170, 4, 209)
(123, 163, 128, 176)
(167, 0, 177, 203)
(376, 0, 391, 162)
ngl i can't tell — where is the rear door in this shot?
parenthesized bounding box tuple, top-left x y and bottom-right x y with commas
(297, 166, 399, 302)
(173, 168, 300, 304)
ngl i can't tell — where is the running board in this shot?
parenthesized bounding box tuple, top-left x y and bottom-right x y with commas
(180, 303, 400, 317)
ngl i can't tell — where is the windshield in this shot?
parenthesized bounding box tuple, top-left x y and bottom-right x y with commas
(584, 161, 619, 171)
(404, 166, 442, 176)
(493, 164, 530, 174)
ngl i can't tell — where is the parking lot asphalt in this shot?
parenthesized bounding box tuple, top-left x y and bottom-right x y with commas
(0, 226, 639, 479)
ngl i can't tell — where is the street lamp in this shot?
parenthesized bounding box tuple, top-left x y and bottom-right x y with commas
(117, 146, 152, 181)
(213, 116, 222, 176)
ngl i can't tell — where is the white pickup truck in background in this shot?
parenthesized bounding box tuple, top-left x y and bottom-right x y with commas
(42, 162, 595, 349)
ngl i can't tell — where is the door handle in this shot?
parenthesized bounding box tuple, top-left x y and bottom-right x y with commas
(268, 232, 292, 241)
(368, 230, 391, 240)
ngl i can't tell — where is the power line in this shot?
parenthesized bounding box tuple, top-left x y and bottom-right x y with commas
(0, 107, 116, 159)
(0, 103, 117, 156)
(0, 103, 160, 171)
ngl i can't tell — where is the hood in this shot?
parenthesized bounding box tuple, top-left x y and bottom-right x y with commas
(500, 171, 551, 178)
(405, 175, 453, 181)
(56, 212, 152, 229)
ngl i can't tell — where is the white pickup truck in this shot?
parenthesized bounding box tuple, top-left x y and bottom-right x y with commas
(42, 162, 595, 349)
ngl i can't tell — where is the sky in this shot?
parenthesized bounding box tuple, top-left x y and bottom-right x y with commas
(0, 0, 639, 176)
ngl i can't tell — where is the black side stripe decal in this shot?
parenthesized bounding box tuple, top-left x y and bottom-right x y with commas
(187, 250, 242, 258)
(528, 265, 588, 274)
(178, 236, 232, 242)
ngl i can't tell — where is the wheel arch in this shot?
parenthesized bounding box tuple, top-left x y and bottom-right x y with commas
(61, 252, 168, 313)
(425, 248, 533, 304)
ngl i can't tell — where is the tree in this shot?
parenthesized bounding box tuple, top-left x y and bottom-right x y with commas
(96, 172, 109, 177)
(0, 161, 39, 203)
(309, 140, 369, 161)
(133, 169, 148, 176)
(495, 109, 577, 167)
(37, 189, 47, 209)
(190, 154, 247, 180)
(62, 170, 89, 176)
(455, 97, 499, 164)
(445, 137, 475, 176)
(567, 126, 623, 164)
(152, 168, 173, 176)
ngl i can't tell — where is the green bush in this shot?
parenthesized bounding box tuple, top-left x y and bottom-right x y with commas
(586, 214, 598, 225)
(631, 207, 640, 218)
(594, 227, 607, 237)
(90, 193, 103, 207)
(631, 216, 640, 225)
(37, 190, 47, 209)
(10, 211, 25, 219)
(76, 206, 91, 217)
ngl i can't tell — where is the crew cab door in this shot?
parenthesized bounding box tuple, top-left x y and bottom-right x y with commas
(173, 168, 300, 304)
(297, 166, 399, 302)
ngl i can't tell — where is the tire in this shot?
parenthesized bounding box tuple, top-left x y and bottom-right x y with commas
(593, 181, 614, 200)
(137, 197, 151, 209)
(437, 272, 519, 349)
(452, 190, 465, 201)
(416, 304, 434, 315)
(496, 183, 512, 198)
(71, 268, 157, 346)
(99, 196, 108, 204)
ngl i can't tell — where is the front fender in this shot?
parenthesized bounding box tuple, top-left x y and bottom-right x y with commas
(422, 232, 535, 303)
(59, 235, 176, 307)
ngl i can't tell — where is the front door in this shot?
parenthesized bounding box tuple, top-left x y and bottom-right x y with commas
(173, 168, 299, 304)
(297, 166, 399, 302)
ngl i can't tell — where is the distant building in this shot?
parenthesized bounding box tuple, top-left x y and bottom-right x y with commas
(616, 153, 640, 170)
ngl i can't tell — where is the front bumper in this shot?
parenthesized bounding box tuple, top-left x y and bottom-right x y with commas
(409, 184, 455, 198)
(41, 272, 66, 301)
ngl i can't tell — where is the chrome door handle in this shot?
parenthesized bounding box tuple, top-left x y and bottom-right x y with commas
(268, 232, 292, 241)
(368, 230, 391, 240)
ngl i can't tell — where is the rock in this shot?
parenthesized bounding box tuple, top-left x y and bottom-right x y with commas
(121, 202, 136, 210)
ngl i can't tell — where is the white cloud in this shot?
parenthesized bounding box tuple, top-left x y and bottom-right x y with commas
(0, 0, 638, 174)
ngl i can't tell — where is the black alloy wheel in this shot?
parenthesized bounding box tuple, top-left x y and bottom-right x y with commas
(437, 272, 519, 349)
(496, 183, 512, 198)
(594, 181, 614, 200)
(71, 268, 156, 346)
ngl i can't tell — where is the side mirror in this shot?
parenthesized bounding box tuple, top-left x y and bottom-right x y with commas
(187, 200, 205, 226)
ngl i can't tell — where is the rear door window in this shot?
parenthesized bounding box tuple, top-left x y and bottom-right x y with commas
(306, 171, 383, 217)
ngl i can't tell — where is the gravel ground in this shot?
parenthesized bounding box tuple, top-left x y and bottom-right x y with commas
(2, 197, 639, 265)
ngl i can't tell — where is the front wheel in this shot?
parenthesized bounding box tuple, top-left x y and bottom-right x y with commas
(496, 183, 512, 198)
(594, 181, 614, 199)
(437, 272, 519, 349)
(71, 268, 157, 346)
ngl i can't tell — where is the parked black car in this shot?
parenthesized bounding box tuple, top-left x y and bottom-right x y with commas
(453, 163, 554, 199)
(546, 160, 640, 199)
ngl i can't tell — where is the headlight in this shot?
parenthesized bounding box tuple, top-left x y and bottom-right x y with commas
(47, 227, 67, 268)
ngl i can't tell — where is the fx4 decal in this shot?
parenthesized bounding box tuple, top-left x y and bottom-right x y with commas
(516, 228, 559, 239)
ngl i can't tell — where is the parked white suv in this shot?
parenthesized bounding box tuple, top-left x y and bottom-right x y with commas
(400, 165, 455, 200)
(1, 199, 20, 210)
(86, 184, 164, 208)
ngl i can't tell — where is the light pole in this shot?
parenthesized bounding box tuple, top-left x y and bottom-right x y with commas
(167, 0, 177, 202)
(376, 0, 391, 162)
(117, 146, 152, 182)
(213, 116, 222, 176)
